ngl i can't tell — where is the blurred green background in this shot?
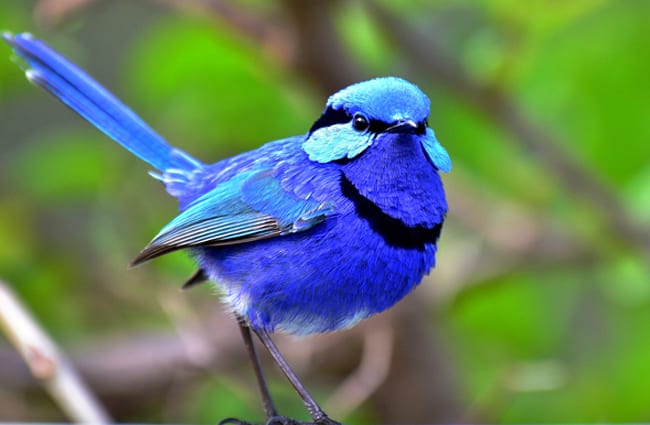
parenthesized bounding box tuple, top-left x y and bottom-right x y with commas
(1, 0, 650, 423)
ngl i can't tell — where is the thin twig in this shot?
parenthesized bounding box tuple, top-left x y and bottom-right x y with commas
(0, 280, 111, 423)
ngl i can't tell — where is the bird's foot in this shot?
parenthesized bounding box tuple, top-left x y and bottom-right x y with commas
(218, 416, 342, 425)
(218, 418, 255, 425)
(311, 415, 342, 425)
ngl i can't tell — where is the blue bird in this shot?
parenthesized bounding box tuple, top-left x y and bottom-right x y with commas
(4, 32, 451, 425)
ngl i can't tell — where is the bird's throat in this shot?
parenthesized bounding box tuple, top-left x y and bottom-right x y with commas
(341, 133, 447, 229)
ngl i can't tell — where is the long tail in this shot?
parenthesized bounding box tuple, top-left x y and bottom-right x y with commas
(3, 32, 202, 173)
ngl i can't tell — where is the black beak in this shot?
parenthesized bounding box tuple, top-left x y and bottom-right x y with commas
(386, 119, 418, 133)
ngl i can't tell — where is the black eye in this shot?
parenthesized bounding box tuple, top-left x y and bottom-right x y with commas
(352, 113, 369, 131)
(417, 119, 428, 134)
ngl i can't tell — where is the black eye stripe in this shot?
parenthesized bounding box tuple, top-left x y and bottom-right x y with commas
(309, 107, 349, 134)
(368, 119, 389, 133)
(309, 107, 427, 135)
(416, 120, 427, 135)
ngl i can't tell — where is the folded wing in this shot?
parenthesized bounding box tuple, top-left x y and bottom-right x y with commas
(131, 168, 334, 265)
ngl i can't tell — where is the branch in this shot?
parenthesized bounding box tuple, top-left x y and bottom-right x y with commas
(325, 318, 394, 418)
(279, 0, 365, 93)
(0, 280, 111, 423)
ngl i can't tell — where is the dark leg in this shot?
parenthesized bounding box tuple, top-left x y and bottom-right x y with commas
(254, 328, 341, 425)
(237, 316, 278, 418)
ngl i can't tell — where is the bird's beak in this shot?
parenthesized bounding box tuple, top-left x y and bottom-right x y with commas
(387, 119, 418, 133)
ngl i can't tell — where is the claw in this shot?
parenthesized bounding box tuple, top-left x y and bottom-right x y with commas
(218, 418, 255, 425)
(218, 416, 342, 425)
(314, 416, 342, 425)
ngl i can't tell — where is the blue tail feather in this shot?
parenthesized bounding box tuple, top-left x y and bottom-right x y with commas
(3, 32, 202, 173)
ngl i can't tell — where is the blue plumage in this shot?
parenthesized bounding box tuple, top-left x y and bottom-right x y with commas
(5, 31, 451, 424)
(4, 33, 201, 173)
(4, 31, 451, 335)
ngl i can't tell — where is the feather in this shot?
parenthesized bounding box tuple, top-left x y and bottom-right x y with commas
(3, 32, 201, 173)
(131, 169, 333, 265)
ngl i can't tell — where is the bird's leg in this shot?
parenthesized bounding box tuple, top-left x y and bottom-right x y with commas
(237, 316, 279, 419)
(254, 328, 342, 425)
(226, 318, 332, 425)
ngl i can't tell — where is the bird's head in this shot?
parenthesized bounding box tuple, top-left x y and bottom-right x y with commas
(302, 77, 451, 173)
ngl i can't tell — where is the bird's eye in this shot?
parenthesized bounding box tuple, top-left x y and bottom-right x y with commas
(352, 113, 369, 132)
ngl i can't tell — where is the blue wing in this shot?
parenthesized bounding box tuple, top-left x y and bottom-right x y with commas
(3, 32, 201, 173)
(131, 168, 334, 265)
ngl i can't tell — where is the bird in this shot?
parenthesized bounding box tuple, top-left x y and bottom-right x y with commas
(4, 32, 451, 425)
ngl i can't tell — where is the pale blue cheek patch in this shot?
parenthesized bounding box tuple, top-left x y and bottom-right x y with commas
(302, 124, 374, 163)
(422, 128, 452, 173)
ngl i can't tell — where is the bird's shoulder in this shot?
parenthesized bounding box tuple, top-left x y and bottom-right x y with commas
(169, 136, 337, 207)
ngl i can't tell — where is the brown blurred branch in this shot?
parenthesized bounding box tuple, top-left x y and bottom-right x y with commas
(445, 175, 599, 272)
(0, 308, 247, 417)
(34, 0, 95, 28)
(155, 0, 281, 46)
(325, 317, 394, 418)
(279, 0, 365, 93)
(149, 0, 365, 93)
(0, 280, 111, 423)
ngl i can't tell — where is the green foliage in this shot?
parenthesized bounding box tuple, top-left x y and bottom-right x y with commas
(517, 1, 650, 184)
(1, 0, 650, 423)
(0, 0, 29, 98)
(8, 131, 120, 202)
(124, 17, 318, 158)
